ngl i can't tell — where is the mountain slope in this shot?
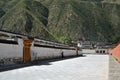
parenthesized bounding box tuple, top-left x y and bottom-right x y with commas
(0, 0, 120, 43)
(46, 0, 120, 43)
(0, 0, 55, 40)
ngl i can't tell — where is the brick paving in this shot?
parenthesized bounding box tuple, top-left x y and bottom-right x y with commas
(109, 55, 120, 80)
(0, 55, 108, 80)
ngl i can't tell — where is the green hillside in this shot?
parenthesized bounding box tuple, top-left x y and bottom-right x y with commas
(0, 0, 120, 43)
(0, 0, 55, 40)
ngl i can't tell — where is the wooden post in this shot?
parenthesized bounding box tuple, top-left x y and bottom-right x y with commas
(23, 39, 33, 63)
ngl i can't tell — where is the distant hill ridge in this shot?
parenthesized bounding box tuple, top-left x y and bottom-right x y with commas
(0, 0, 120, 43)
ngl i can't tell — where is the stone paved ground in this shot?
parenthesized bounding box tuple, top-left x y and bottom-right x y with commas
(109, 55, 120, 80)
(0, 54, 108, 80)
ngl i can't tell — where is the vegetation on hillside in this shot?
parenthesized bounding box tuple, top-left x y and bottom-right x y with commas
(0, 0, 55, 40)
(0, 0, 120, 43)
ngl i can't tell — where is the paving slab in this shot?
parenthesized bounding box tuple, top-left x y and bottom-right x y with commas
(0, 54, 108, 80)
(109, 55, 120, 80)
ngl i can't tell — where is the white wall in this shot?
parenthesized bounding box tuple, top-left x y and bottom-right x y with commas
(82, 49, 96, 54)
(0, 43, 23, 58)
(31, 47, 80, 61)
(0, 39, 23, 64)
(0, 39, 23, 59)
(31, 47, 62, 61)
(62, 49, 76, 57)
(0, 38, 81, 63)
(82, 49, 108, 54)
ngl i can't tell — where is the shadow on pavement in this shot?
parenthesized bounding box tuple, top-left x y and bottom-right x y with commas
(0, 55, 85, 72)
